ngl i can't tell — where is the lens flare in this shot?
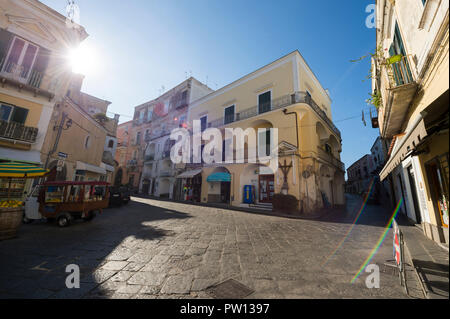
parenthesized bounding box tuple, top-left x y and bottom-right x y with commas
(350, 198, 403, 284)
(321, 179, 375, 267)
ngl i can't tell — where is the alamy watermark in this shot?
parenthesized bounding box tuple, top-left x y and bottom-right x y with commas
(365, 4, 376, 29)
(65, 264, 80, 289)
(365, 264, 380, 288)
(169, 120, 279, 172)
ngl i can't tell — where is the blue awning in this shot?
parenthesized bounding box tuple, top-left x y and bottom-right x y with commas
(207, 172, 231, 182)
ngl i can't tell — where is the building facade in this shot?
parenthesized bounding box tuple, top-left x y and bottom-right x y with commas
(374, 0, 449, 244)
(41, 74, 119, 183)
(346, 154, 374, 195)
(0, 0, 87, 198)
(115, 77, 212, 195)
(186, 51, 345, 213)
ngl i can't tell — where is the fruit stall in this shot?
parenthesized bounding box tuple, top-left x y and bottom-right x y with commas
(0, 162, 49, 240)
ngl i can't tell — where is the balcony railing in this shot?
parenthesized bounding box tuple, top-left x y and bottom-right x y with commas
(385, 56, 414, 89)
(127, 159, 137, 167)
(144, 154, 154, 162)
(207, 91, 341, 138)
(317, 147, 345, 172)
(377, 55, 418, 138)
(0, 56, 58, 98)
(159, 170, 173, 177)
(0, 120, 38, 143)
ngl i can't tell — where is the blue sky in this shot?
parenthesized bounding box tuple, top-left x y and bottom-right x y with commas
(41, 0, 379, 171)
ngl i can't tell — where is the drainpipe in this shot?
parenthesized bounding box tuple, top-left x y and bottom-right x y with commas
(282, 108, 299, 149)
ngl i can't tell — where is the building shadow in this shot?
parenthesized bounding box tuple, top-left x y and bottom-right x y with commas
(0, 200, 192, 299)
(412, 259, 449, 298)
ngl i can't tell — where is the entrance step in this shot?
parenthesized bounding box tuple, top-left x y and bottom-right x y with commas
(243, 203, 273, 211)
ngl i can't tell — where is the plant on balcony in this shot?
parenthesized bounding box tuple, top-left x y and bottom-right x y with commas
(366, 90, 382, 109)
(93, 113, 109, 124)
(272, 193, 299, 214)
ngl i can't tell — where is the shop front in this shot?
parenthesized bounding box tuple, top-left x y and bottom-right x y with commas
(176, 168, 202, 202)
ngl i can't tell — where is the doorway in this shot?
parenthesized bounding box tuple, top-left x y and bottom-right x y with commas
(259, 174, 274, 203)
(425, 158, 449, 228)
(407, 166, 422, 224)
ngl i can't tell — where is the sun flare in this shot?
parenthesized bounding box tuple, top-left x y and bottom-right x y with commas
(68, 42, 98, 76)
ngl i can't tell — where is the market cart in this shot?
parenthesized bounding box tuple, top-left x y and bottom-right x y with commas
(36, 181, 110, 227)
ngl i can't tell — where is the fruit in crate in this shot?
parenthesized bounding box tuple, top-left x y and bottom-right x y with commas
(0, 200, 24, 208)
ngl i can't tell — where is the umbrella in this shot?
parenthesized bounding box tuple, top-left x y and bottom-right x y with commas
(0, 162, 49, 178)
(0, 162, 49, 200)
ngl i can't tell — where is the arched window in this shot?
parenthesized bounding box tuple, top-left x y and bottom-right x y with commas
(108, 139, 114, 148)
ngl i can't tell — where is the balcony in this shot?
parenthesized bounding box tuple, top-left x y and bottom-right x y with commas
(0, 119, 38, 144)
(0, 57, 57, 100)
(144, 154, 154, 162)
(317, 147, 345, 172)
(159, 170, 173, 177)
(377, 56, 418, 138)
(207, 91, 341, 139)
(126, 159, 137, 167)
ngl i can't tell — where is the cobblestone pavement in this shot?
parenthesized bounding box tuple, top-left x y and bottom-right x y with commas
(0, 195, 419, 299)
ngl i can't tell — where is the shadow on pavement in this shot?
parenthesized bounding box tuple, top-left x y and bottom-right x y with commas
(0, 199, 191, 299)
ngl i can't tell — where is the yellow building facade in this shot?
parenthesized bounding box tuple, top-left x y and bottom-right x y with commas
(0, 0, 87, 199)
(187, 51, 345, 213)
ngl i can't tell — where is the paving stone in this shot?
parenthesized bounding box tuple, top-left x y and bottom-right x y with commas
(101, 261, 129, 271)
(128, 272, 166, 286)
(110, 271, 134, 282)
(117, 284, 142, 294)
(160, 274, 194, 294)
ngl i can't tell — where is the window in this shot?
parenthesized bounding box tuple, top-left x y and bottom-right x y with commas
(258, 129, 271, 157)
(0, 104, 13, 121)
(258, 91, 271, 114)
(147, 108, 153, 121)
(200, 115, 208, 132)
(84, 136, 91, 149)
(74, 170, 86, 182)
(136, 132, 141, 144)
(0, 103, 28, 124)
(224, 105, 235, 124)
(108, 140, 114, 148)
(181, 90, 188, 103)
(2, 36, 39, 81)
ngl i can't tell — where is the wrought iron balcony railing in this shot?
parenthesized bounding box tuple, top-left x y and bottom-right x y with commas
(207, 91, 341, 138)
(0, 120, 38, 143)
(0, 56, 59, 98)
(317, 147, 345, 172)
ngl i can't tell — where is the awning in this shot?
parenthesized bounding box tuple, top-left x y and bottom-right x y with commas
(0, 149, 41, 164)
(176, 168, 202, 179)
(380, 117, 428, 181)
(207, 172, 231, 182)
(76, 161, 107, 175)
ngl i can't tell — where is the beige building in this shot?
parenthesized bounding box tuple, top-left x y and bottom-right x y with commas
(41, 74, 118, 183)
(187, 51, 345, 213)
(0, 0, 87, 199)
(374, 0, 449, 244)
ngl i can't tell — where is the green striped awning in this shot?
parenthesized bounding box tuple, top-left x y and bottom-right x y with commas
(0, 162, 49, 178)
